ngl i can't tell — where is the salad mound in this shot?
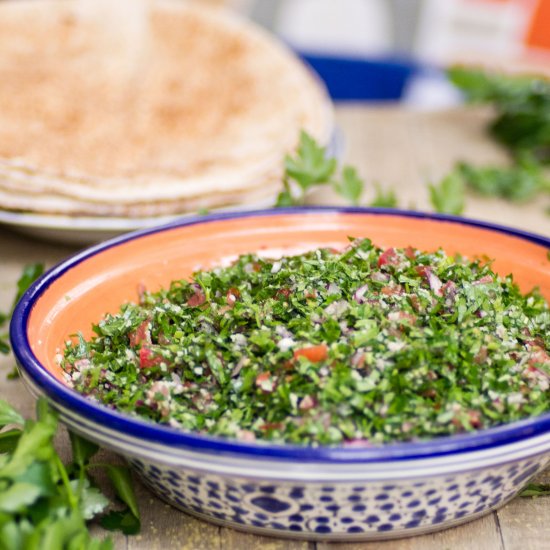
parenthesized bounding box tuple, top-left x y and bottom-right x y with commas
(62, 239, 549, 445)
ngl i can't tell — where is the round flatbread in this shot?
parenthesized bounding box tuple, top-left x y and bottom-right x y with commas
(0, 0, 332, 216)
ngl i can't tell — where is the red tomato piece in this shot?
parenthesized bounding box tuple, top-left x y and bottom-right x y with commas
(187, 285, 206, 307)
(139, 346, 164, 369)
(293, 344, 329, 363)
(129, 319, 151, 348)
(378, 247, 398, 267)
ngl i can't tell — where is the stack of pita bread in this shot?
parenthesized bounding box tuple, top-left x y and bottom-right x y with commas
(0, 0, 332, 218)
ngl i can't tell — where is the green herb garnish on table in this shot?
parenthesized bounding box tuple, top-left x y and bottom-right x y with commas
(276, 131, 364, 206)
(445, 67, 550, 214)
(0, 266, 140, 546)
(519, 483, 550, 498)
(0, 264, 44, 378)
(0, 398, 140, 549)
(448, 67, 550, 164)
(428, 172, 466, 215)
(369, 183, 399, 209)
(63, 239, 549, 446)
(457, 159, 550, 203)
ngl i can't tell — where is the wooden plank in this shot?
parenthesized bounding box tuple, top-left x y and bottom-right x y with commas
(496, 469, 550, 550)
(220, 527, 313, 550)
(127, 482, 221, 550)
(316, 513, 504, 550)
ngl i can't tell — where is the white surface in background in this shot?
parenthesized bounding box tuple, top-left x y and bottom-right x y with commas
(414, 0, 534, 63)
(274, 0, 392, 55)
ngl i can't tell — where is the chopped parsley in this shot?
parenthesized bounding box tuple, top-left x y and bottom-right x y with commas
(62, 240, 549, 446)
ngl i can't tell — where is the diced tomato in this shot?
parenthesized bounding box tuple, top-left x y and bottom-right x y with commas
(299, 395, 316, 411)
(255, 372, 275, 392)
(187, 285, 206, 307)
(276, 288, 292, 299)
(351, 351, 366, 369)
(528, 348, 550, 367)
(415, 265, 442, 295)
(139, 346, 164, 369)
(293, 344, 329, 363)
(404, 246, 416, 260)
(442, 280, 457, 297)
(226, 287, 241, 307)
(409, 295, 421, 312)
(381, 285, 403, 296)
(129, 319, 151, 348)
(467, 410, 482, 428)
(472, 275, 493, 286)
(378, 247, 399, 267)
(255, 372, 270, 384)
(137, 282, 147, 304)
(259, 422, 284, 431)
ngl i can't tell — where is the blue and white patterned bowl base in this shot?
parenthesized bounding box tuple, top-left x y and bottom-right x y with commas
(129, 455, 548, 540)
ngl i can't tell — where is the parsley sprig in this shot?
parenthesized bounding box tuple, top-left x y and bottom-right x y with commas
(0, 398, 140, 549)
(448, 67, 550, 164)
(369, 183, 399, 208)
(276, 131, 364, 206)
(520, 483, 550, 498)
(0, 265, 140, 544)
(428, 173, 466, 216)
(441, 67, 550, 215)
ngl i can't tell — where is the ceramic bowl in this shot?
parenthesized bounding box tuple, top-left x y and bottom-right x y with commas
(11, 208, 550, 541)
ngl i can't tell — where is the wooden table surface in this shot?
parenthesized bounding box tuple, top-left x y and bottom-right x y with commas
(0, 106, 548, 550)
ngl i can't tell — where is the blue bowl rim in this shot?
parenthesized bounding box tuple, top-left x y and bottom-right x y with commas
(10, 206, 550, 463)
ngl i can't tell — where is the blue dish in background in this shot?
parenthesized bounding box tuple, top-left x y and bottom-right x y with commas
(300, 53, 422, 101)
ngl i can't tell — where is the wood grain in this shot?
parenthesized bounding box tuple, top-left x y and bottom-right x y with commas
(317, 514, 503, 550)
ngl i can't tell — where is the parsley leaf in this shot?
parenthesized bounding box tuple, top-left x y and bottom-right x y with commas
(70, 479, 110, 520)
(69, 431, 100, 468)
(11, 264, 44, 313)
(428, 172, 466, 215)
(284, 131, 337, 190)
(0, 263, 45, 376)
(105, 466, 140, 521)
(0, 399, 115, 549)
(0, 400, 25, 427)
(100, 508, 141, 535)
(369, 183, 399, 208)
(0, 398, 141, 547)
(333, 166, 364, 206)
(458, 159, 549, 202)
(519, 483, 550, 498)
(276, 131, 365, 206)
(446, 67, 550, 214)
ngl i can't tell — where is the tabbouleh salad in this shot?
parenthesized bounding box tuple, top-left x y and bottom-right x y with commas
(62, 239, 550, 445)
